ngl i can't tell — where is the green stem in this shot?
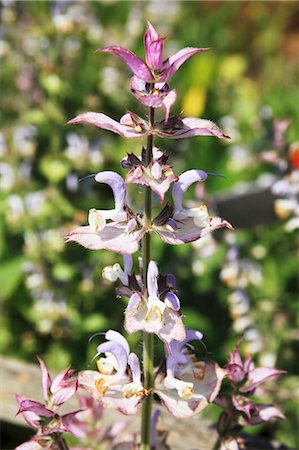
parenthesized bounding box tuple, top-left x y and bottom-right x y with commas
(140, 107, 155, 450)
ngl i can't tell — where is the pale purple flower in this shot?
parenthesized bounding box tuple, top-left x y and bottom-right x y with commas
(155, 329, 225, 418)
(79, 330, 146, 415)
(66, 171, 144, 254)
(67, 111, 229, 140)
(153, 169, 233, 244)
(124, 148, 178, 203)
(97, 21, 209, 83)
(124, 261, 185, 345)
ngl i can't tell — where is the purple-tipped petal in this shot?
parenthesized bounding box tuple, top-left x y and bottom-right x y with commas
(67, 112, 147, 139)
(127, 292, 142, 310)
(105, 329, 130, 357)
(128, 353, 141, 383)
(147, 261, 159, 297)
(172, 169, 208, 211)
(36, 356, 51, 402)
(144, 21, 164, 70)
(123, 255, 133, 275)
(94, 171, 126, 212)
(165, 292, 180, 311)
(65, 223, 144, 255)
(97, 46, 153, 82)
(169, 328, 203, 357)
(159, 47, 209, 82)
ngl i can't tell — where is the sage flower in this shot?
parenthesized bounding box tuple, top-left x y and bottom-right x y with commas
(130, 76, 176, 122)
(79, 330, 146, 415)
(66, 171, 144, 254)
(155, 329, 225, 418)
(153, 169, 233, 244)
(123, 148, 178, 203)
(125, 261, 185, 345)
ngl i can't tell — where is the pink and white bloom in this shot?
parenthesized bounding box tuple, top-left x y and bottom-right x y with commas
(225, 338, 286, 394)
(155, 329, 225, 418)
(79, 330, 146, 415)
(124, 148, 178, 203)
(125, 261, 185, 345)
(130, 77, 176, 122)
(153, 169, 233, 244)
(66, 171, 144, 255)
(16, 357, 78, 438)
(97, 21, 209, 83)
(67, 111, 229, 140)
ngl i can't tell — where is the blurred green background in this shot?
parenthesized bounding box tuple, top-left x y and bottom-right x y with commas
(0, 1, 298, 448)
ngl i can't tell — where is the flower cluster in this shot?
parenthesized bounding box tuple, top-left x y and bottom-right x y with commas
(215, 339, 286, 449)
(79, 329, 224, 419)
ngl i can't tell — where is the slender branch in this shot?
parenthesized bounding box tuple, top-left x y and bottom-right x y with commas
(141, 106, 155, 450)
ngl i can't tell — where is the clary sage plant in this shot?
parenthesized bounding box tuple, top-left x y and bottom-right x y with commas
(16, 22, 286, 450)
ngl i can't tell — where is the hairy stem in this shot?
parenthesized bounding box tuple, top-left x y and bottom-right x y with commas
(140, 106, 155, 450)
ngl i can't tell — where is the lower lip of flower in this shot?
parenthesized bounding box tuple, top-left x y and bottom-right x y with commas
(145, 306, 163, 323)
(177, 382, 194, 400)
(123, 382, 146, 399)
(88, 208, 106, 232)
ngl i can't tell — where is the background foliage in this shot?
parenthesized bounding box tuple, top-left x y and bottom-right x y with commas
(1, 1, 298, 448)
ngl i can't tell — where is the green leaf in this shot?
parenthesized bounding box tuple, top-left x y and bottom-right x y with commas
(0, 256, 25, 301)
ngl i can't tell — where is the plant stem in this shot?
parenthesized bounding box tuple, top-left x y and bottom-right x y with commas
(52, 433, 70, 450)
(140, 106, 155, 450)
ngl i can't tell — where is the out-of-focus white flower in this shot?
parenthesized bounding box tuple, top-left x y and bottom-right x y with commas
(6, 194, 24, 221)
(227, 145, 252, 171)
(0, 163, 15, 191)
(0, 132, 7, 156)
(25, 191, 46, 216)
(13, 125, 37, 156)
